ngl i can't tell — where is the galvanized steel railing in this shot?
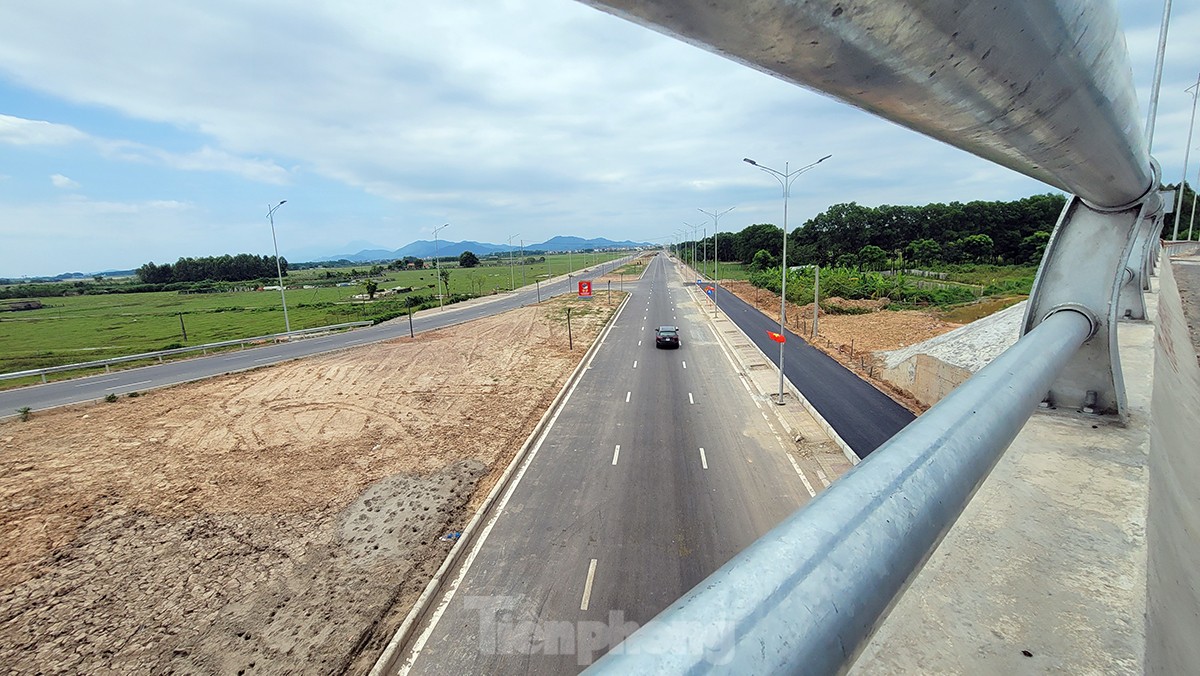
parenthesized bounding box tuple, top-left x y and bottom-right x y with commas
(573, 0, 1156, 673)
(584, 310, 1093, 673)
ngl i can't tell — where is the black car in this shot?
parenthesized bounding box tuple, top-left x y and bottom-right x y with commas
(655, 326, 680, 349)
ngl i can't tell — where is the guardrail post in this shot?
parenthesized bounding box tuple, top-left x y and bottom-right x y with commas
(1022, 172, 1162, 421)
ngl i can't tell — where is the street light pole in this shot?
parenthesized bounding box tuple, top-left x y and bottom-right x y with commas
(507, 233, 520, 291)
(266, 200, 290, 334)
(521, 238, 526, 287)
(1174, 74, 1200, 240)
(699, 207, 735, 283)
(744, 154, 832, 404)
(433, 223, 449, 310)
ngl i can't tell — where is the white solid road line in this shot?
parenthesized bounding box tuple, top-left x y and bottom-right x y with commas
(79, 377, 118, 387)
(625, 391, 631, 403)
(786, 453, 818, 497)
(104, 380, 151, 391)
(700, 448, 709, 470)
(397, 294, 628, 674)
(581, 559, 599, 611)
(816, 467, 831, 488)
(612, 445, 621, 465)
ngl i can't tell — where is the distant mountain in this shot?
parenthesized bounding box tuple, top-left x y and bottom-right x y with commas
(307, 236, 652, 264)
(530, 236, 650, 251)
(394, 240, 509, 258)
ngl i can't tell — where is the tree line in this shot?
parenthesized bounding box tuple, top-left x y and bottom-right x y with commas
(136, 254, 287, 284)
(682, 193, 1067, 269)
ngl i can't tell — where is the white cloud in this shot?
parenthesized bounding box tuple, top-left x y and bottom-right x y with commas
(0, 113, 87, 145)
(0, 0, 1196, 277)
(50, 173, 79, 189)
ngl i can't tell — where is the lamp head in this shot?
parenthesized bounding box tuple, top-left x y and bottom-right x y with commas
(743, 158, 757, 166)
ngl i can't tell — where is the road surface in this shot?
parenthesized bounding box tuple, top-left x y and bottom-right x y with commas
(399, 253, 816, 674)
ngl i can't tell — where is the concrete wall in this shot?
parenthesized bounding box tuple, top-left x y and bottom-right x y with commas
(1146, 260, 1200, 675)
(879, 353, 973, 408)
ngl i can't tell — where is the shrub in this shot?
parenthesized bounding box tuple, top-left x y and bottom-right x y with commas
(105, 393, 118, 403)
(16, 406, 32, 421)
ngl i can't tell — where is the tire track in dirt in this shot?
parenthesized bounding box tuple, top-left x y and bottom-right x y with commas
(0, 294, 617, 674)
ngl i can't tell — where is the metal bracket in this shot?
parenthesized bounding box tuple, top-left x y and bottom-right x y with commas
(1118, 213, 1155, 320)
(1022, 196, 1153, 421)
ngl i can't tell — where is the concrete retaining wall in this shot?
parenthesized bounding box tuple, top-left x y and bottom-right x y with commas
(1146, 260, 1200, 675)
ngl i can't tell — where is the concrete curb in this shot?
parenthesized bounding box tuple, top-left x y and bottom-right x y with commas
(677, 265, 861, 465)
(368, 292, 632, 675)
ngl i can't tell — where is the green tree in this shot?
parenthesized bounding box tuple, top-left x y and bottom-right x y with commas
(857, 245, 888, 270)
(904, 239, 941, 266)
(749, 249, 776, 271)
(459, 251, 480, 268)
(1018, 231, 1051, 264)
(733, 223, 783, 264)
(959, 234, 995, 263)
(365, 279, 379, 299)
(439, 267, 451, 293)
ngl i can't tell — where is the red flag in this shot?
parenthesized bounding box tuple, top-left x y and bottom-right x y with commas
(768, 330, 786, 343)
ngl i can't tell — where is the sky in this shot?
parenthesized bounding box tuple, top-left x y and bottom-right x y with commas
(1, 1, 1198, 278)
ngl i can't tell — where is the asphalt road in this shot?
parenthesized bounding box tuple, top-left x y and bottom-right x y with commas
(399, 254, 815, 674)
(710, 282, 915, 456)
(0, 257, 633, 416)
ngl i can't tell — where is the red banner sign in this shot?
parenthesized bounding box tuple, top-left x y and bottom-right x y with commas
(578, 280, 592, 297)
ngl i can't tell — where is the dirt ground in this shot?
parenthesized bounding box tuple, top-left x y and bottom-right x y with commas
(721, 280, 964, 413)
(0, 293, 617, 675)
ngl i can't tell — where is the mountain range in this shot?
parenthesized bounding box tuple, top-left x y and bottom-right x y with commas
(319, 236, 653, 263)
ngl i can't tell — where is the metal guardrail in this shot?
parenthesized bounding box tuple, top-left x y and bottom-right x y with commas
(1163, 240, 1200, 258)
(573, 0, 1151, 673)
(583, 311, 1093, 674)
(0, 321, 372, 384)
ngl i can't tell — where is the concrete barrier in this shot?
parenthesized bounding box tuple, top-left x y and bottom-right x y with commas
(1146, 259, 1200, 674)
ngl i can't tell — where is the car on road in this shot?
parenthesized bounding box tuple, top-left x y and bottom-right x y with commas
(655, 326, 680, 349)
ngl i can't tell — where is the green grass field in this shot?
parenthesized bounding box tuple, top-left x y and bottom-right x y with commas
(0, 252, 625, 377)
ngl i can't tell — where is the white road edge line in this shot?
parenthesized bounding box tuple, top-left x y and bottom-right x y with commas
(395, 295, 625, 674)
(699, 447, 708, 470)
(104, 380, 151, 391)
(625, 391, 631, 403)
(612, 445, 621, 465)
(786, 453, 818, 497)
(581, 559, 598, 611)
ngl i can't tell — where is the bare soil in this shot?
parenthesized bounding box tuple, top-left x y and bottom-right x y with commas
(0, 293, 618, 675)
(722, 280, 963, 413)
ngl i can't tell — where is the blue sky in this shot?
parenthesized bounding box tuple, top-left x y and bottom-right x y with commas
(1, 0, 1198, 277)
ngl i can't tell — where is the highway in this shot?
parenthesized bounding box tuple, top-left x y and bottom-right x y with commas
(399, 253, 815, 674)
(0, 257, 632, 415)
(711, 284, 915, 457)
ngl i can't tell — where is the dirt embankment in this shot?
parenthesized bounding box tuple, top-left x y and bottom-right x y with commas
(721, 280, 962, 413)
(0, 294, 618, 675)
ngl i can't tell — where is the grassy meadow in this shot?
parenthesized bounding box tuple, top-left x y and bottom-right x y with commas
(0, 252, 626, 379)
